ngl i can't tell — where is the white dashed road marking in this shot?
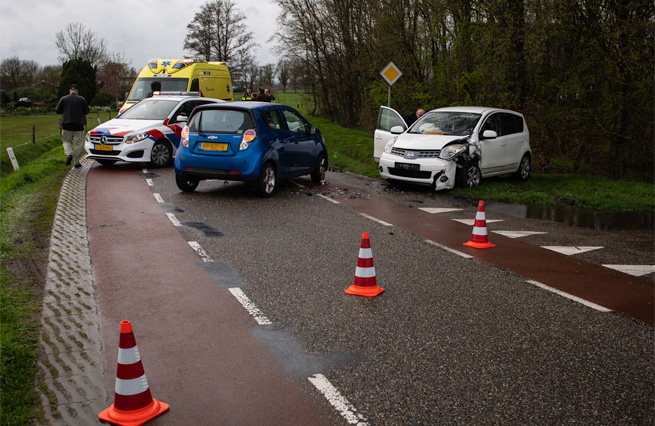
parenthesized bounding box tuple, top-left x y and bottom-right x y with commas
(526, 280, 612, 312)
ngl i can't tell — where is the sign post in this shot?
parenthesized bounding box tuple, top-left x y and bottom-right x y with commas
(380, 62, 402, 107)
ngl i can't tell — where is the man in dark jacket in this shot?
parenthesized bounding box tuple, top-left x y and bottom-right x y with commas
(403, 108, 426, 127)
(56, 84, 90, 168)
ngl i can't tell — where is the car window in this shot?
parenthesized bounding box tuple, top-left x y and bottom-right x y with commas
(480, 114, 499, 135)
(261, 110, 283, 130)
(498, 113, 523, 135)
(119, 99, 179, 120)
(171, 100, 210, 123)
(282, 109, 309, 134)
(411, 112, 480, 136)
(378, 107, 406, 132)
(191, 109, 254, 134)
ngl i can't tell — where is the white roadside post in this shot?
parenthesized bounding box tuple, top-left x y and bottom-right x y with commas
(7, 147, 19, 171)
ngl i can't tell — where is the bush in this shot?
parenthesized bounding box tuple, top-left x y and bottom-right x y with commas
(91, 91, 116, 108)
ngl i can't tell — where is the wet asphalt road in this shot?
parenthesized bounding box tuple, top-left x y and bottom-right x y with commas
(128, 164, 654, 426)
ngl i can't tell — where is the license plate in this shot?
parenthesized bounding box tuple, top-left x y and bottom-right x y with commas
(395, 162, 419, 171)
(200, 142, 228, 151)
(95, 144, 113, 151)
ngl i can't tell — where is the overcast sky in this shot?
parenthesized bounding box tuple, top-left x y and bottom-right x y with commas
(0, 0, 282, 69)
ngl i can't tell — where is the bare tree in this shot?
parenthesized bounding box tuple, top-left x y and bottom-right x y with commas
(0, 56, 40, 90)
(97, 52, 136, 101)
(55, 22, 107, 67)
(184, 0, 258, 84)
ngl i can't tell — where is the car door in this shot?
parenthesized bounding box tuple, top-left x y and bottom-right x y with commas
(279, 108, 316, 176)
(478, 113, 507, 176)
(374, 106, 407, 163)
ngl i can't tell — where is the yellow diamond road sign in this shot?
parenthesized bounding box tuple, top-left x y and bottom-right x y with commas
(381, 62, 402, 86)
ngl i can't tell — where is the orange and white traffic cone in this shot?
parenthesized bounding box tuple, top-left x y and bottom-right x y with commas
(463, 200, 496, 249)
(99, 321, 169, 426)
(345, 232, 385, 297)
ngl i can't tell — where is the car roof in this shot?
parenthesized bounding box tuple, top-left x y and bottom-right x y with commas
(141, 95, 224, 103)
(192, 101, 283, 112)
(429, 106, 523, 116)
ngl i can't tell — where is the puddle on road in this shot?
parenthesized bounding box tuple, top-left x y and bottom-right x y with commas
(486, 203, 654, 231)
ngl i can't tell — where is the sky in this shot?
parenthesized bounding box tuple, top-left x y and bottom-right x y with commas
(0, 0, 282, 69)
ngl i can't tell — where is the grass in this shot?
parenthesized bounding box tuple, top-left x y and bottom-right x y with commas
(0, 105, 653, 424)
(1, 145, 69, 425)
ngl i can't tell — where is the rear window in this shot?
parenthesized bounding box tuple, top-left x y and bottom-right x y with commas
(190, 109, 254, 134)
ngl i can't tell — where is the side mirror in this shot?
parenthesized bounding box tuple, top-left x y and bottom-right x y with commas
(390, 125, 405, 134)
(176, 115, 188, 123)
(482, 130, 497, 139)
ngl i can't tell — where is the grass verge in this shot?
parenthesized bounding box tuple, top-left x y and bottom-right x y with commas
(1, 145, 68, 425)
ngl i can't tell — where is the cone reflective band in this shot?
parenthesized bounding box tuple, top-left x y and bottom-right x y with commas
(463, 200, 496, 249)
(99, 320, 169, 426)
(345, 232, 385, 297)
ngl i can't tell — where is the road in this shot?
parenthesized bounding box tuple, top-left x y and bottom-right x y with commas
(86, 163, 653, 425)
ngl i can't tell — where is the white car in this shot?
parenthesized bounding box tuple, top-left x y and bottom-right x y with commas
(376, 106, 531, 191)
(85, 93, 223, 167)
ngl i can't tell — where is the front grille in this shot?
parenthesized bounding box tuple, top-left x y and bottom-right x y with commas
(89, 150, 120, 156)
(388, 168, 432, 179)
(88, 135, 124, 145)
(391, 147, 441, 158)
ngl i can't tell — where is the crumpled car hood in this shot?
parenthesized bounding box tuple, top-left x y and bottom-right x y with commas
(393, 132, 466, 150)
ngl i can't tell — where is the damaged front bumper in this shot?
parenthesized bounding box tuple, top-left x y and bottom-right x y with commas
(378, 155, 457, 191)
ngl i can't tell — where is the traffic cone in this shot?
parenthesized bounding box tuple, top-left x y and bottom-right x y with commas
(99, 321, 169, 426)
(463, 200, 496, 249)
(345, 232, 385, 297)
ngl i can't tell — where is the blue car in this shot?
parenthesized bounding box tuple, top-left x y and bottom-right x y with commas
(174, 102, 328, 197)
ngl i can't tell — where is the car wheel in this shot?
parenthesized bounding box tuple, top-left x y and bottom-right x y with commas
(514, 154, 531, 181)
(96, 159, 117, 166)
(311, 153, 327, 183)
(256, 163, 276, 197)
(150, 140, 173, 168)
(176, 174, 199, 192)
(456, 162, 481, 188)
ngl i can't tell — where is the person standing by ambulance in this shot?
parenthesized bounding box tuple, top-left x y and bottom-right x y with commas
(56, 84, 90, 168)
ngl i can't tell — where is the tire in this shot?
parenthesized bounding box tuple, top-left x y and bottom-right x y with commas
(150, 140, 173, 168)
(514, 154, 531, 181)
(256, 163, 276, 197)
(96, 159, 117, 166)
(456, 162, 481, 188)
(176, 174, 199, 192)
(311, 153, 327, 183)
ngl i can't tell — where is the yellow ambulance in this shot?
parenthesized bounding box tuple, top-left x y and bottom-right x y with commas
(120, 58, 233, 112)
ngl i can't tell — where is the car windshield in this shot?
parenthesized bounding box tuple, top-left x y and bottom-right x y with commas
(119, 99, 179, 120)
(409, 112, 481, 136)
(127, 78, 189, 102)
(190, 109, 255, 134)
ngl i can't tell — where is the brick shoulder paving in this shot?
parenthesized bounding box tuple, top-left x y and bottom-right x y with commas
(37, 159, 109, 425)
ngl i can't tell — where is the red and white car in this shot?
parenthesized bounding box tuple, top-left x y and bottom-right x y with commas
(85, 93, 223, 167)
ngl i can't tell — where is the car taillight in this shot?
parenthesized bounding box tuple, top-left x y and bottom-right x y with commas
(239, 129, 257, 151)
(181, 126, 190, 148)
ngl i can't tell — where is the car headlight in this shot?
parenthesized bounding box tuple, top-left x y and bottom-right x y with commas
(439, 143, 467, 160)
(384, 138, 397, 153)
(239, 129, 257, 151)
(125, 132, 150, 144)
